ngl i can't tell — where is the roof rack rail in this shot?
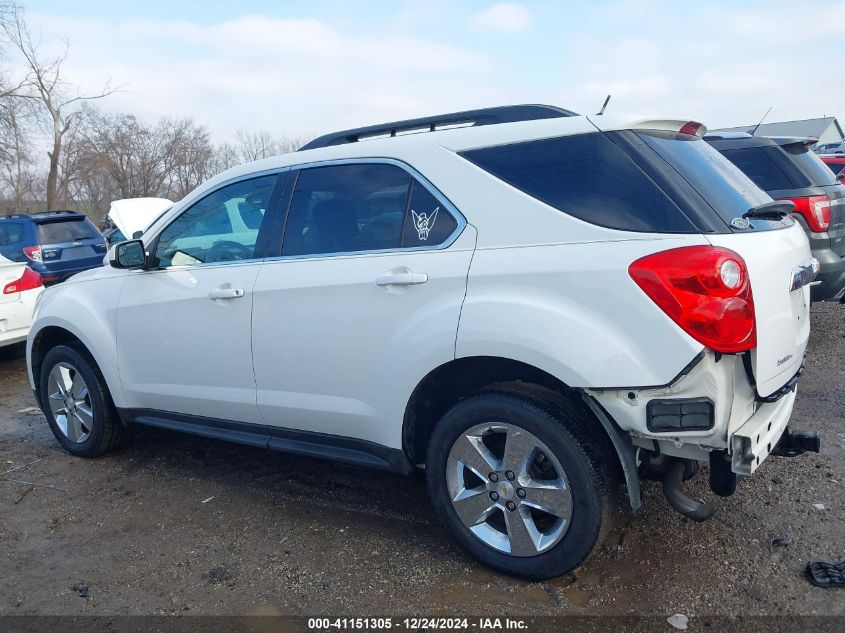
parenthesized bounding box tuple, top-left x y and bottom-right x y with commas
(2, 212, 31, 219)
(299, 104, 578, 151)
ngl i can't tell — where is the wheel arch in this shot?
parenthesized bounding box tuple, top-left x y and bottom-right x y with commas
(402, 355, 642, 513)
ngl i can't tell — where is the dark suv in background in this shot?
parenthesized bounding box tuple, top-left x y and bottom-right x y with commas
(706, 133, 845, 301)
(0, 211, 107, 285)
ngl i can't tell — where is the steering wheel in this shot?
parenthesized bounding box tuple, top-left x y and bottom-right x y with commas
(205, 240, 253, 263)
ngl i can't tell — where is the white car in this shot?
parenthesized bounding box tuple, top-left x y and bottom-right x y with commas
(27, 105, 818, 579)
(0, 255, 42, 355)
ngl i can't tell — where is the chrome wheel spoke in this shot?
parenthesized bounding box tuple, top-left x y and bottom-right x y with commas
(502, 427, 535, 476)
(452, 433, 499, 479)
(46, 362, 92, 444)
(504, 507, 541, 556)
(70, 373, 88, 401)
(446, 421, 573, 558)
(521, 479, 572, 519)
(452, 487, 496, 527)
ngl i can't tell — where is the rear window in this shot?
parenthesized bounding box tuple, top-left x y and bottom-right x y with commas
(460, 133, 698, 233)
(638, 132, 778, 230)
(36, 217, 100, 244)
(784, 144, 839, 186)
(717, 146, 799, 190)
(825, 161, 845, 176)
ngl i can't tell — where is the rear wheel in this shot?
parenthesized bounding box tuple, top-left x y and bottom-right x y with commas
(38, 344, 127, 457)
(426, 389, 616, 580)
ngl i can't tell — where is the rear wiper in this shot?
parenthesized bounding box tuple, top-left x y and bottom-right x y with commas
(743, 200, 795, 219)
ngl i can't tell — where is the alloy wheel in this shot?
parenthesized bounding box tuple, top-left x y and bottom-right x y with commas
(445, 422, 573, 557)
(47, 361, 94, 444)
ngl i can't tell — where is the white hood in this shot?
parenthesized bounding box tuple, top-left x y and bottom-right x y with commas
(107, 197, 172, 238)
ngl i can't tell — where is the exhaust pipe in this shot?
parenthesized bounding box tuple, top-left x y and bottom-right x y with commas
(662, 458, 714, 522)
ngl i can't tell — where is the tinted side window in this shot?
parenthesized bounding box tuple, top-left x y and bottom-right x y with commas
(460, 133, 697, 233)
(36, 218, 100, 244)
(403, 180, 458, 247)
(154, 175, 277, 267)
(718, 147, 803, 191)
(283, 164, 411, 256)
(0, 222, 24, 246)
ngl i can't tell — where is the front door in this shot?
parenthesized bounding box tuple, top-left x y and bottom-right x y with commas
(116, 173, 282, 424)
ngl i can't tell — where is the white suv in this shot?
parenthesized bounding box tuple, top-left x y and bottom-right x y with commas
(27, 105, 818, 579)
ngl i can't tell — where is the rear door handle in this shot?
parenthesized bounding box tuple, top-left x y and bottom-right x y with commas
(375, 272, 428, 287)
(209, 288, 245, 300)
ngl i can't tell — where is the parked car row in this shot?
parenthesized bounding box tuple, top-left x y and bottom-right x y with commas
(24, 104, 837, 580)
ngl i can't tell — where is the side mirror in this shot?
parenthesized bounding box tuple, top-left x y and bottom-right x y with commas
(109, 240, 147, 269)
(838, 172, 845, 184)
(132, 230, 143, 239)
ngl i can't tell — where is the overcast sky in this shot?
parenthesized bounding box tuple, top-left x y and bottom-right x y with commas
(16, 0, 845, 143)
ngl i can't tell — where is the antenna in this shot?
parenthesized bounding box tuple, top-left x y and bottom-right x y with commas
(595, 95, 611, 116)
(750, 106, 773, 136)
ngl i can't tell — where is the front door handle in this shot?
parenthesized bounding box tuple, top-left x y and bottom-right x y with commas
(375, 272, 428, 287)
(209, 287, 245, 300)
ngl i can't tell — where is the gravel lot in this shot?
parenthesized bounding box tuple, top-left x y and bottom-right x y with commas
(0, 303, 843, 618)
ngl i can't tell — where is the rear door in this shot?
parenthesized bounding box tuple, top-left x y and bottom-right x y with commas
(251, 161, 474, 449)
(35, 216, 107, 278)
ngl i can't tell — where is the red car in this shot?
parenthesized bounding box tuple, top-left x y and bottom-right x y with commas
(820, 154, 845, 184)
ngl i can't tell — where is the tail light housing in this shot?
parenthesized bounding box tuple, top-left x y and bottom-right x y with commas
(22, 245, 43, 263)
(781, 195, 831, 232)
(629, 246, 756, 353)
(3, 266, 43, 295)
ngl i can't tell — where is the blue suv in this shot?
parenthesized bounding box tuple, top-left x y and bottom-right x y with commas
(0, 211, 107, 285)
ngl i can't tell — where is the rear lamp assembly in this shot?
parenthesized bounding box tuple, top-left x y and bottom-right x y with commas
(3, 266, 43, 295)
(629, 246, 756, 353)
(780, 195, 831, 232)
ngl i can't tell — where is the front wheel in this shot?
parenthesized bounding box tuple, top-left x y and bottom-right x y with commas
(426, 389, 615, 580)
(38, 344, 127, 457)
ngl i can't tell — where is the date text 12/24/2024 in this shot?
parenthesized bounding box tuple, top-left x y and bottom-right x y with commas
(308, 618, 529, 631)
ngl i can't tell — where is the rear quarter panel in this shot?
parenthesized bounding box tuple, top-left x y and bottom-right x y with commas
(457, 237, 708, 388)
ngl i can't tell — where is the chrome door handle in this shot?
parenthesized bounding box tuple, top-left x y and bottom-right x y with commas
(208, 288, 245, 300)
(375, 272, 428, 287)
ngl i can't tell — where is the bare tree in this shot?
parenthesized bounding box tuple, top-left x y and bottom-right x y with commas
(3, 5, 115, 209)
(234, 129, 302, 163)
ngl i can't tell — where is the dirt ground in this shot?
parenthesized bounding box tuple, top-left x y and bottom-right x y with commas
(0, 304, 843, 619)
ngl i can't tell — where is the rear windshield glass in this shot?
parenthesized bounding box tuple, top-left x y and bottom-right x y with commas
(459, 132, 698, 233)
(36, 217, 100, 244)
(637, 132, 773, 227)
(783, 144, 839, 186)
(825, 161, 845, 176)
(717, 146, 800, 190)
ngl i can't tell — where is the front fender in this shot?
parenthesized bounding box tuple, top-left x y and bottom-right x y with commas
(27, 275, 127, 407)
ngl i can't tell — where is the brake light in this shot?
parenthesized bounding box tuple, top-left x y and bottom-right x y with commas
(3, 266, 43, 295)
(629, 246, 756, 353)
(22, 245, 42, 263)
(781, 195, 831, 232)
(678, 121, 705, 137)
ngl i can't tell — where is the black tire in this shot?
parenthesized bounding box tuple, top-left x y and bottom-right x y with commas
(426, 387, 616, 580)
(38, 344, 127, 457)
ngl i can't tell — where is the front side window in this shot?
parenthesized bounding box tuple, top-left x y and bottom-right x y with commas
(154, 175, 277, 267)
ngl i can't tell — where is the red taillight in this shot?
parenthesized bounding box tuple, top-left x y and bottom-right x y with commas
(678, 121, 704, 137)
(781, 195, 831, 232)
(3, 266, 43, 295)
(22, 245, 42, 263)
(629, 246, 756, 353)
